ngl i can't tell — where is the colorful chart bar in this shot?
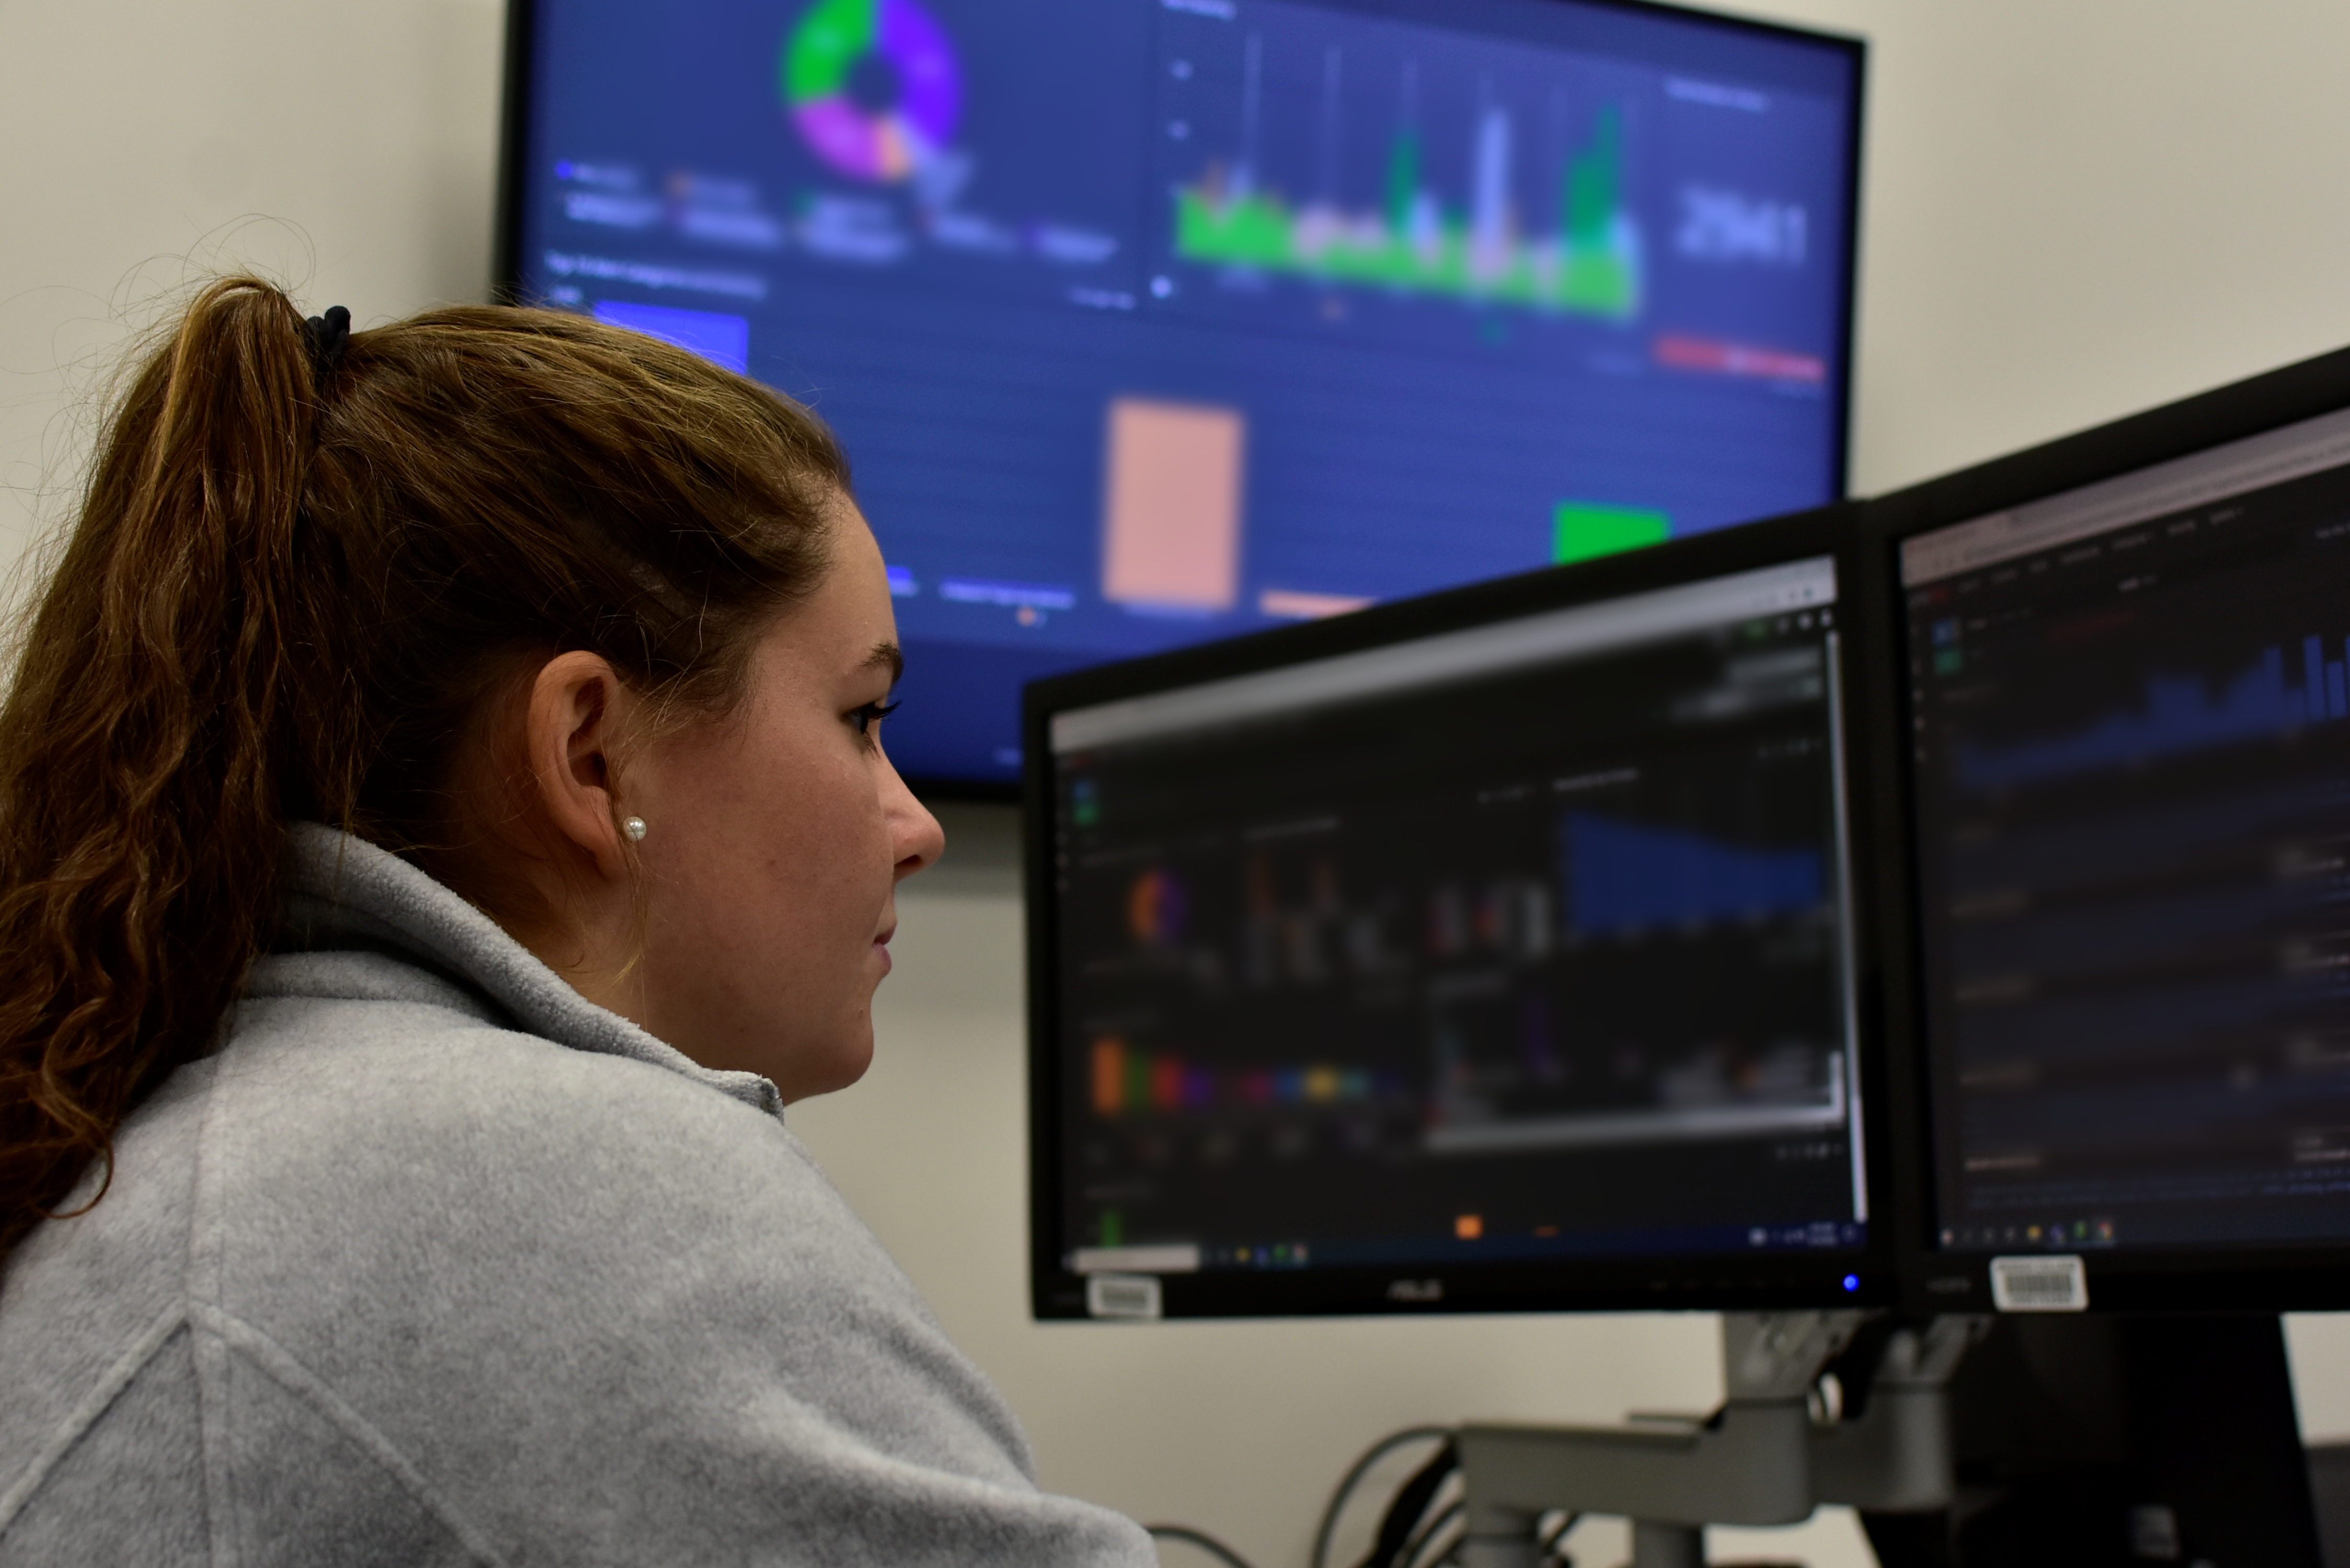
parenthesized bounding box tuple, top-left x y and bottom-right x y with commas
(1554, 502, 1671, 565)
(1174, 106, 1638, 318)
(1090, 1038, 1398, 1117)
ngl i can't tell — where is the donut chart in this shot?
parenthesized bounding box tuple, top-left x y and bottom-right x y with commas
(783, 0, 963, 183)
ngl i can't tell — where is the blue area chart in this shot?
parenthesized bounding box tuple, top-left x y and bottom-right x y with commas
(1562, 812, 1826, 936)
(1960, 636, 2350, 794)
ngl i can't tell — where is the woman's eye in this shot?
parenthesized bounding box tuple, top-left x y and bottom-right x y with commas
(851, 699, 902, 737)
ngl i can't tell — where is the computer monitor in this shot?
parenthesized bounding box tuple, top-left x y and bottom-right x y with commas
(498, 0, 1865, 787)
(1867, 347, 2350, 1312)
(1023, 507, 1888, 1317)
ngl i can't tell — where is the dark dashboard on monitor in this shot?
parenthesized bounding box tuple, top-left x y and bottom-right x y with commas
(1869, 350, 2350, 1312)
(1025, 511, 1888, 1317)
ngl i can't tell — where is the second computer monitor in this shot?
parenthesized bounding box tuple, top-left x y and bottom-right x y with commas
(1024, 510, 1885, 1318)
(1876, 348, 2350, 1311)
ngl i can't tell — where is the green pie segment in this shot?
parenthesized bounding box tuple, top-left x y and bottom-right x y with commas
(786, 0, 874, 102)
(782, 0, 963, 184)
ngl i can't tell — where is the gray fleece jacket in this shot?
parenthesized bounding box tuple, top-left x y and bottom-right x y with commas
(0, 824, 1156, 1568)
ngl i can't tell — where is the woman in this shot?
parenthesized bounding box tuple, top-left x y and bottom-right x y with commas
(0, 279, 1156, 1566)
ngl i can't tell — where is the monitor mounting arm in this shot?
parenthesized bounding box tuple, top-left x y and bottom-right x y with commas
(1809, 1314, 1986, 1514)
(1455, 1312, 1985, 1568)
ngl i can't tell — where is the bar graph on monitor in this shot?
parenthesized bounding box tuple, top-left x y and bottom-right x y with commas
(1157, 0, 1644, 319)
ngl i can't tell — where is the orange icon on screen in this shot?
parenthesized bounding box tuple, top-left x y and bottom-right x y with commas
(1091, 1038, 1126, 1117)
(1128, 869, 1188, 947)
(1455, 1214, 1484, 1240)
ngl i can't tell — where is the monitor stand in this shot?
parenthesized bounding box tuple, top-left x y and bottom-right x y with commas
(1456, 1312, 1980, 1568)
(1456, 1311, 2322, 1568)
(1861, 1313, 2322, 1568)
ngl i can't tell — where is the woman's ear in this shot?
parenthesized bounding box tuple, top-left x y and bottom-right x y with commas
(524, 650, 633, 882)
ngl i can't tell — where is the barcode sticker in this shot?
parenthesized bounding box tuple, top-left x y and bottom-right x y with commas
(1086, 1273, 1164, 1320)
(1990, 1254, 2089, 1311)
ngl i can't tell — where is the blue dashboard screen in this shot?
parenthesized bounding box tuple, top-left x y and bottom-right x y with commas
(509, 0, 1862, 784)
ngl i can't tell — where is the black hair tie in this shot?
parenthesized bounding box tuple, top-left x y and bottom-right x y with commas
(303, 305, 352, 378)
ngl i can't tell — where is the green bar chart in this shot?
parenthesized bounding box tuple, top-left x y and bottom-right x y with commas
(1167, 22, 1641, 320)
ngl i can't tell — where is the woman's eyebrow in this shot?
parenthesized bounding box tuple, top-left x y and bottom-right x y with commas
(860, 641, 905, 684)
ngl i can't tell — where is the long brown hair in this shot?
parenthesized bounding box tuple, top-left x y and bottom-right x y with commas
(0, 278, 849, 1270)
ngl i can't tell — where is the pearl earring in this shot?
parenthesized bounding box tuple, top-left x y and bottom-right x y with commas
(623, 816, 648, 843)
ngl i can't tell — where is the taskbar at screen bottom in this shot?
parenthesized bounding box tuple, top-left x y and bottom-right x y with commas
(1038, 1244, 1882, 1319)
(1072, 1218, 1869, 1276)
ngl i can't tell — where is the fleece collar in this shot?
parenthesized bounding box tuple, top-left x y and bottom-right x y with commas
(259, 822, 783, 1120)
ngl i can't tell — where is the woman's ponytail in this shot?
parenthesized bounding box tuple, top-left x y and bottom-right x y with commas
(0, 276, 846, 1274)
(0, 278, 351, 1261)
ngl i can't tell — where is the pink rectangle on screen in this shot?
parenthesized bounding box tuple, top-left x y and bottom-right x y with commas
(1259, 588, 1373, 620)
(1101, 398, 1245, 610)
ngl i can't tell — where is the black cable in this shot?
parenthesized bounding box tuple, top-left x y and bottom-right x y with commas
(1537, 1508, 1583, 1567)
(1145, 1523, 1259, 1568)
(1397, 1497, 1465, 1568)
(1352, 1437, 1460, 1568)
(1413, 1524, 1467, 1568)
(1310, 1425, 1456, 1568)
(1420, 1520, 1469, 1568)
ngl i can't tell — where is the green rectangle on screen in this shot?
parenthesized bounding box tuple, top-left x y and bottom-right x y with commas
(1553, 503, 1672, 565)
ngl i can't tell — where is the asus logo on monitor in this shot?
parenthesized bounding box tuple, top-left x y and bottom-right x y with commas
(1386, 1279, 1445, 1304)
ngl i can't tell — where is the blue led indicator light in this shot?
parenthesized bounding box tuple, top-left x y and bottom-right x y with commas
(1841, 1274, 1860, 1293)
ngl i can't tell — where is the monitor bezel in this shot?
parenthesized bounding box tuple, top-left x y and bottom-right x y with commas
(1854, 345, 2350, 1314)
(1023, 504, 1899, 1319)
(490, 0, 1868, 798)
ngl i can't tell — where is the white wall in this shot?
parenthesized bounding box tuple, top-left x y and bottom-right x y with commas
(8, 2, 2350, 1564)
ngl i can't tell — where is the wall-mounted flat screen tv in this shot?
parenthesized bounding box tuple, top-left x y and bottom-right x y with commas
(500, 0, 1864, 787)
